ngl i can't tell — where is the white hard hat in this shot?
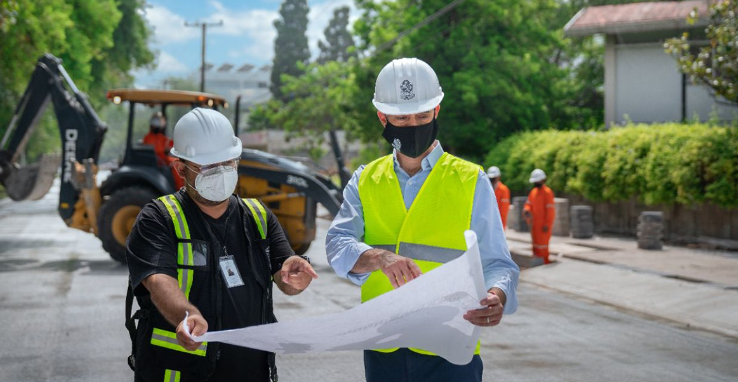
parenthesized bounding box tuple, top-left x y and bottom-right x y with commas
(150, 112, 166, 128)
(486, 166, 501, 178)
(170, 108, 242, 165)
(372, 58, 444, 115)
(529, 168, 547, 183)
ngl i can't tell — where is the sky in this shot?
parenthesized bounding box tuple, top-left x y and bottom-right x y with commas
(135, 0, 357, 88)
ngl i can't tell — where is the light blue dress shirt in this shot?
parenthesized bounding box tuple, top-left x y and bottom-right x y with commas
(325, 142, 519, 314)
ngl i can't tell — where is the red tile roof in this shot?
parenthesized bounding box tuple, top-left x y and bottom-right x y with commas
(564, 1, 709, 37)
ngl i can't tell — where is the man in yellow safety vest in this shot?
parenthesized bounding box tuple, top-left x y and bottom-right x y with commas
(126, 108, 317, 382)
(325, 58, 519, 382)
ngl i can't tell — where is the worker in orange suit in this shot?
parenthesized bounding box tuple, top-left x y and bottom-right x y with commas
(143, 112, 173, 164)
(487, 166, 510, 230)
(523, 169, 555, 264)
(143, 112, 184, 189)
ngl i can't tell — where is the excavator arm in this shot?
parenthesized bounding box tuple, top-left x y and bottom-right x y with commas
(0, 54, 107, 226)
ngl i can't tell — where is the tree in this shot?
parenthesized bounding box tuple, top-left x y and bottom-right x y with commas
(351, 0, 571, 162)
(271, 0, 310, 101)
(254, 0, 685, 163)
(248, 61, 363, 179)
(0, 0, 18, 33)
(665, 0, 738, 105)
(254, 61, 361, 147)
(348, 0, 682, 161)
(317, 6, 356, 64)
(247, 100, 282, 131)
(0, 0, 154, 161)
(94, 0, 155, 96)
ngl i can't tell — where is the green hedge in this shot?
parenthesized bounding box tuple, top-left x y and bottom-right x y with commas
(484, 123, 738, 208)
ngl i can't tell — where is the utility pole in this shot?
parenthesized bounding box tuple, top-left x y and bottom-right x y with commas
(184, 20, 223, 92)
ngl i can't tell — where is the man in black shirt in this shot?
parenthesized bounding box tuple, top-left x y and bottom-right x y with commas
(126, 108, 317, 382)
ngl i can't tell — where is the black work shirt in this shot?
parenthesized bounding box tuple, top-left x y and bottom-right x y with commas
(127, 192, 295, 382)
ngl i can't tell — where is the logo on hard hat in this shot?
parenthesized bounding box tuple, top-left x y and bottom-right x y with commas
(400, 80, 415, 101)
(392, 138, 402, 151)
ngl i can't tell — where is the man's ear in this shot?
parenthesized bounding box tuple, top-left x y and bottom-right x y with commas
(434, 104, 441, 118)
(377, 111, 387, 127)
(173, 160, 186, 178)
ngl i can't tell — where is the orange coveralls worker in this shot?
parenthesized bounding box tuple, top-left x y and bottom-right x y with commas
(486, 167, 510, 230)
(142, 132, 173, 165)
(523, 183, 555, 264)
(142, 132, 184, 189)
(494, 181, 510, 229)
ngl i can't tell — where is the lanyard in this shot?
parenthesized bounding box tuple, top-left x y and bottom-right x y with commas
(203, 200, 233, 256)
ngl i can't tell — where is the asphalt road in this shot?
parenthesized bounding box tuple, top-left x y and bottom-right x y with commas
(1, 189, 737, 382)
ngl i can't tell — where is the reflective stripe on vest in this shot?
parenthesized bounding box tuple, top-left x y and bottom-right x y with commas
(371, 244, 396, 253)
(164, 369, 181, 382)
(243, 198, 268, 239)
(367, 244, 464, 263)
(398, 242, 465, 263)
(151, 328, 207, 356)
(358, 152, 480, 356)
(158, 195, 194, 299)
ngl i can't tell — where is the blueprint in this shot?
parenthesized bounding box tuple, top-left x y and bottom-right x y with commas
(190, 230, 487, 365)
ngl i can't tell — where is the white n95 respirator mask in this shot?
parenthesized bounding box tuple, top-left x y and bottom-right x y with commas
(187, 164, 238, 203)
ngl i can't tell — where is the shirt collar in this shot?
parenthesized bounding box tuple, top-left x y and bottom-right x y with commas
(392, 140, 444, 171)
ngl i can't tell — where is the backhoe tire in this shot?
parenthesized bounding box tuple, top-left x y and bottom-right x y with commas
(98, 187, 158, 263)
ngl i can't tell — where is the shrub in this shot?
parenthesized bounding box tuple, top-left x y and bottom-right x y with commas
(483, 123, 738, 208)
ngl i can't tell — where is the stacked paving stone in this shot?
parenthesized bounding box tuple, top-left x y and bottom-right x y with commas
(570, 205, 594, 238)
(637, 211, 664, 250)
(552, 198, 570, 237)
(511, 196, 529, 232)
(507, 203, 517, 230)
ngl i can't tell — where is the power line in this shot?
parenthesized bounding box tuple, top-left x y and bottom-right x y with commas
(314, 0, 342, 19)
(185, 20, 224, 92)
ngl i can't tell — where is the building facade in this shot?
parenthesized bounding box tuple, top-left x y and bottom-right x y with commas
(565, 1, 738, 126)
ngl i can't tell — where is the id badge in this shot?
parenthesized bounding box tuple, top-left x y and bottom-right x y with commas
(219, 255, 244, 288)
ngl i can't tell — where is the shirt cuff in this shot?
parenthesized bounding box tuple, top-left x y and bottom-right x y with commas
(347, 271, 371, 286)
(487, 281, 517, 314)
(345, 243, 373, 285)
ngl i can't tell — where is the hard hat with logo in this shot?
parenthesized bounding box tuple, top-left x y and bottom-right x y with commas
(170, 108, 242, 165)
(486, 166, 501, 178)
(372, 58, 444, 115)
(529, 168, 547, 183)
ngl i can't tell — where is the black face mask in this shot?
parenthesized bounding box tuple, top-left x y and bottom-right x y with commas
(533, 182, 543, 188)
(382, 117, 439, 158)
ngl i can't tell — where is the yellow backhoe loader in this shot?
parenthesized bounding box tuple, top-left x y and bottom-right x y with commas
(0, 54, 344, 262)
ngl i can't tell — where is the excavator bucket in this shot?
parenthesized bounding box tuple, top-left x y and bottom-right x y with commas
(0, 152, 60, 201)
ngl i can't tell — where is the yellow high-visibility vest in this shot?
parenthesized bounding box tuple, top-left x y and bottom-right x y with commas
(358, 152, 481, 355)
(153, 195, 268, 361)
